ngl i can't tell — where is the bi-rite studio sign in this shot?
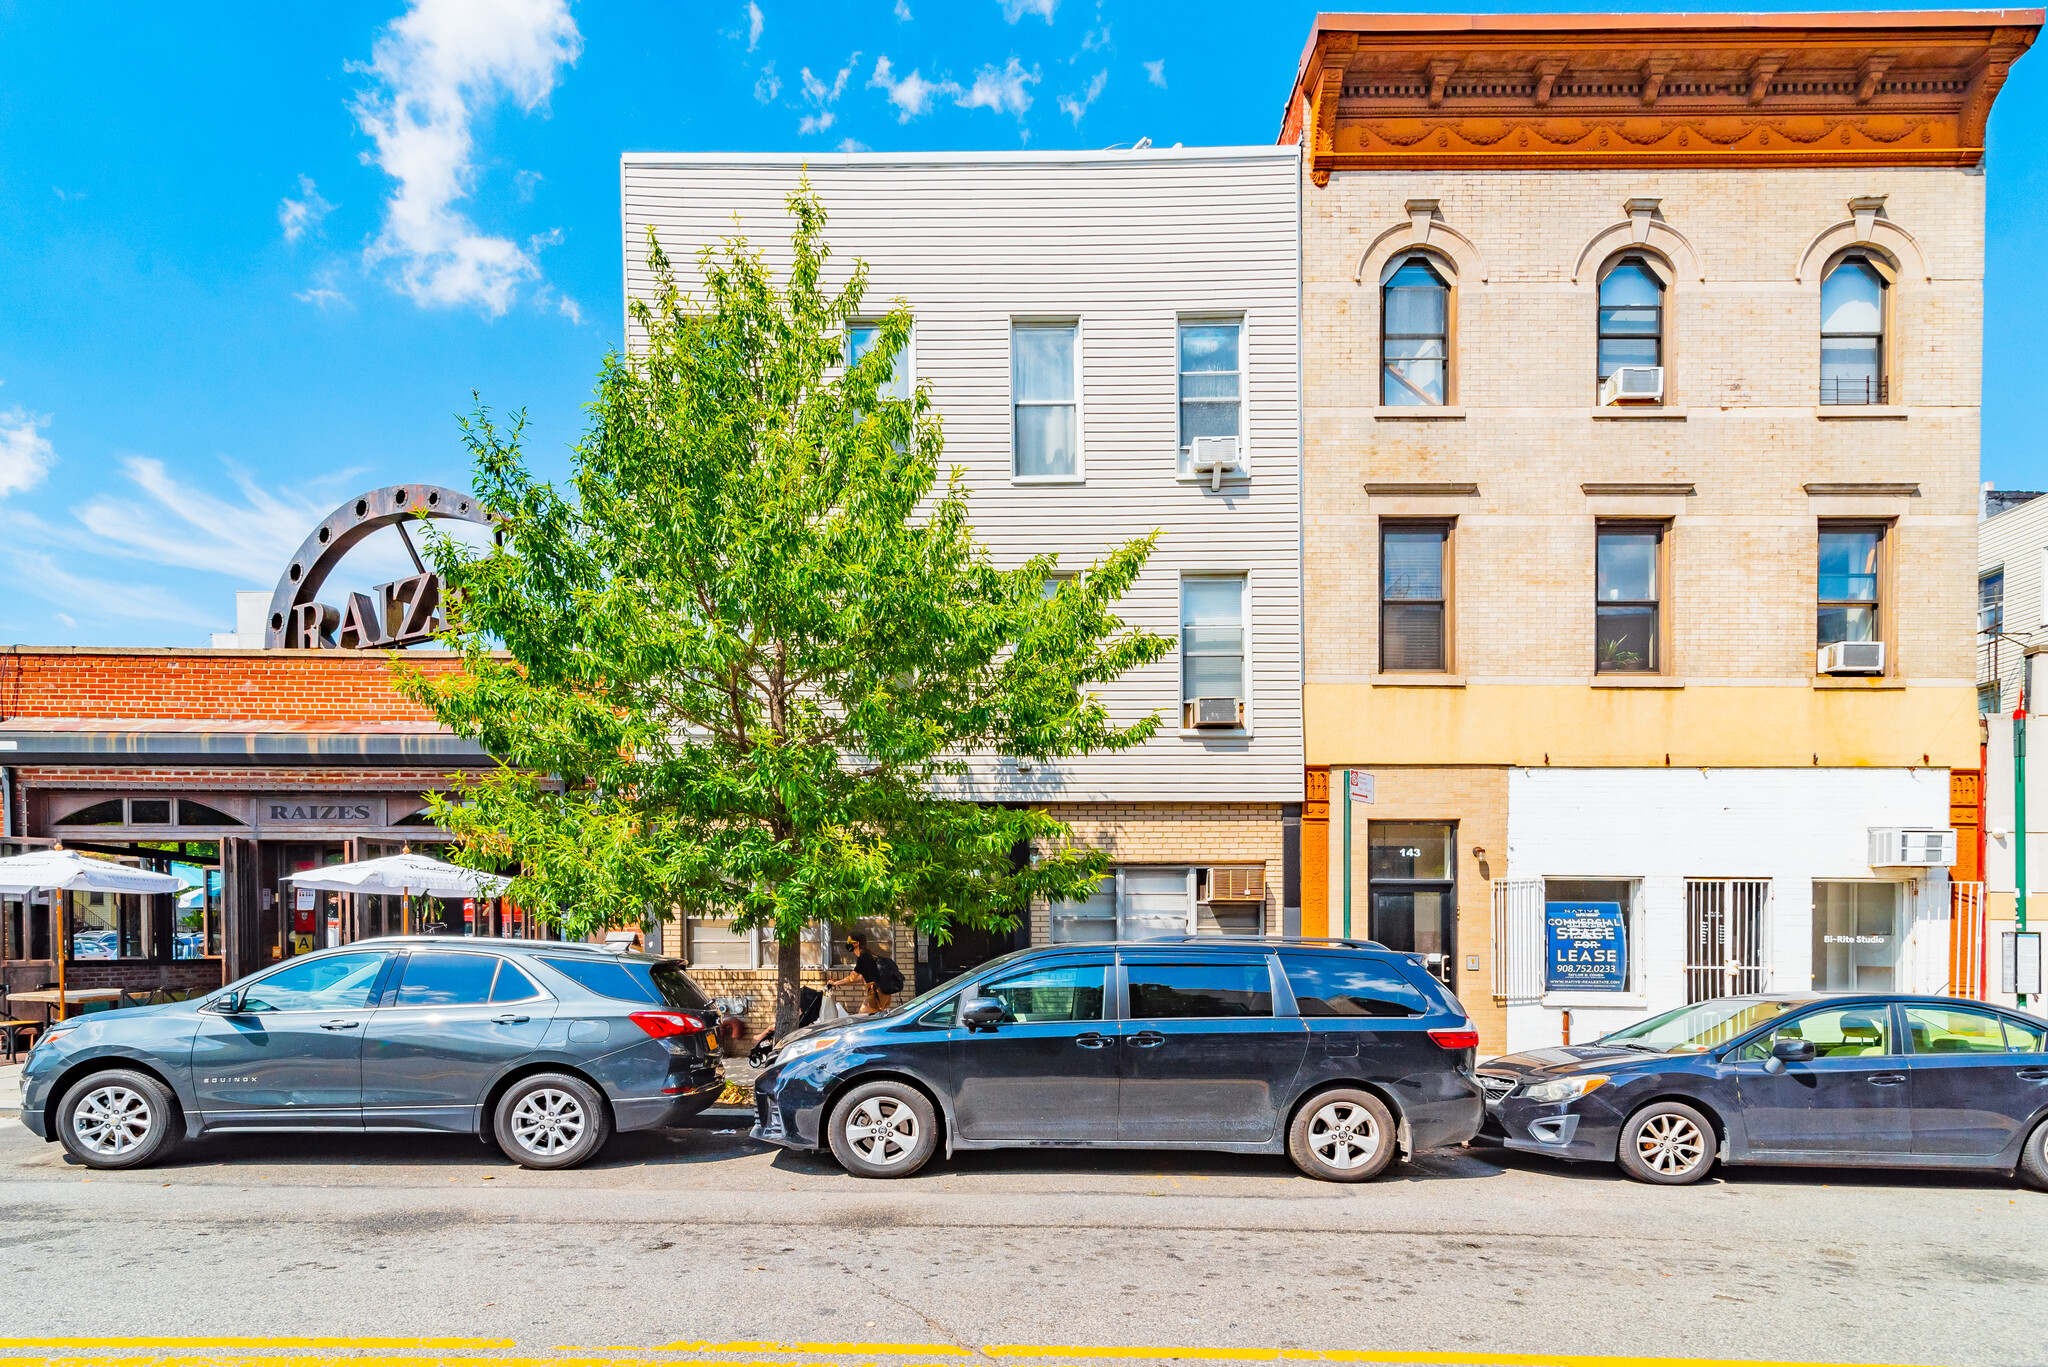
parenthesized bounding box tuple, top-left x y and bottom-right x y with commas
(262, 483, 495, 650)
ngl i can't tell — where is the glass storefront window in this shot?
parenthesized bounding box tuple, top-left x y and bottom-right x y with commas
(1368, 822, 1453, 880)
(1812, 881, 1901, 991)
(69, 889, 144, 960)
(1366, 822, 1456, 985)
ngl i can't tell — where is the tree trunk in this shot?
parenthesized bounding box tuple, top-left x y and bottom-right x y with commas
(774, 934, 804, 1036)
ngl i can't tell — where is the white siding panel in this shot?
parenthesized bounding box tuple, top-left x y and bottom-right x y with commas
(621, 148, 1304, 802)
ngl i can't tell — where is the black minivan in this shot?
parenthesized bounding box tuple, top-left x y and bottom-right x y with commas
(750, 938, 1483, 1180)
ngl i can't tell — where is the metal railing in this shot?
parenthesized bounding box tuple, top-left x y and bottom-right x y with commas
(1951, 880, 1988, 999)
(1819, 376, 1888, 405)
(1685, 878, 1771, 1003)
(1491, 878, 1544, 1003)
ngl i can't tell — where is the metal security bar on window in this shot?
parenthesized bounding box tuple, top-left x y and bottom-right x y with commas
(1685, 879, 1770, 1003)
(1951, 880, 1988, 1000)
(1490, 878, 1543, 1003)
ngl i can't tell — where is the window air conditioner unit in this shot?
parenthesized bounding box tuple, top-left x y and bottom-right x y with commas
(1185, 697, 1244, 729)
(1868, 827, 1957, 868)
(1203, 866, 1267, 903)
(1817, 641, 1886, 675)
(1189, 435, 1243, 491)
(1599, 366, 1664, 406)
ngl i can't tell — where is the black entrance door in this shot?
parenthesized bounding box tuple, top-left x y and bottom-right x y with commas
(1366, 821, 1457, 991)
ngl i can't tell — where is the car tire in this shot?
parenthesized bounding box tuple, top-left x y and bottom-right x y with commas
(1617, 1101, 1717, 1185)
(827, 1080, 938, 1178)
(56, 1069, 179, 1170)
(2017, 1118, 2048, 1191)
(492, 1073, 612, 1171)
(1287, 1088, 1397, 1183)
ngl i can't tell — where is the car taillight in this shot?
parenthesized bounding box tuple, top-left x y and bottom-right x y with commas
(631, 1011, 707, 1039)
(1428, 1027, 1479, 1050)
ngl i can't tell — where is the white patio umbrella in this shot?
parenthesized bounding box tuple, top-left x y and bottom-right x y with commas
(281, 851, 511, 898)
(0, 848, 182, 1020)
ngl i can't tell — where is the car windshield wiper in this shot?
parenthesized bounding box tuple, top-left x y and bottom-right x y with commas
(1605, 1040, 1665, 1052)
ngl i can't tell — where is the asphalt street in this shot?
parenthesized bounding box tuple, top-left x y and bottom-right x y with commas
(3, 1067, 2044, 1367)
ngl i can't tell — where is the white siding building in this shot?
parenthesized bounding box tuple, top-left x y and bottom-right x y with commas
(1979, 488, 2048, 716)
(620, 147, 1304, 995)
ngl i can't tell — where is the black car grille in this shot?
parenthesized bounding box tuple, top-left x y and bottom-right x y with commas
(1478, 1074, 1517, 1102)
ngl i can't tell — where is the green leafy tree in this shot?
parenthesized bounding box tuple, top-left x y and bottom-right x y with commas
(400, 184, 1171, 1032)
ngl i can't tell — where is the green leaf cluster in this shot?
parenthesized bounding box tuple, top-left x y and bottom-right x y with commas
(396, 183, 1171, 1022)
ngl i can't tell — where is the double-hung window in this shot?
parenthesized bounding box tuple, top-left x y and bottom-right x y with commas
(1013, 322, 1078, 479)
(1597, 257, 1664, 389)
(1380, 524, 1448, 672)
(1381, 257, 1449, 406)
(1818, 524, 1884, 647)
(1178, 318, 1243, 478)
(1595, 524, 1663, 673)
(1051, 867, 1199, 943)
(847, 322, 910, 401)
(1820, 256, 1887, 405)
(1181, 575, 1246, 728)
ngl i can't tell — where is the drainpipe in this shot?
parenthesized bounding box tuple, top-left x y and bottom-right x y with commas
(1, 765, 13, 839)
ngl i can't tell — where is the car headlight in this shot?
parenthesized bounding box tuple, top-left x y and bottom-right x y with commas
(1520, 1074, 1609, 1104)
(777, 1034, 842, 1063)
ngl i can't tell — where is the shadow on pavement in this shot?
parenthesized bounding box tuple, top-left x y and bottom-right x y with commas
(1477, 1140, 2029, 1192)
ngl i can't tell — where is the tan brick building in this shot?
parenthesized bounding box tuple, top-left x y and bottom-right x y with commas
(1282, 11, 2037, 1053)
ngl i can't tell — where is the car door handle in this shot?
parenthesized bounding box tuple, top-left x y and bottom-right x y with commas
(319, 1019, 362, 1031)
(2019, 1068, 2048, 1082)
(1074, 1031, 1110, 1049)
(491, 1014, 530, 1024)
(1128, 1031, 1166, 1048)
(1868, 1074, 1906, 1085)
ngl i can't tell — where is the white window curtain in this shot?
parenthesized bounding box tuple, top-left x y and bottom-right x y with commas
(1013, 323, 1078, 478)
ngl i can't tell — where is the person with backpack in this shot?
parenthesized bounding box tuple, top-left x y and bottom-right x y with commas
(830, 934, 903, 1013)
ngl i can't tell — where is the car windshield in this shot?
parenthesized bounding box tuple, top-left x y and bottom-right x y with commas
(1598, 999, 1798, 1053)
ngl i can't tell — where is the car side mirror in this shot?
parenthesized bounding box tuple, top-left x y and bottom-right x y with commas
(202, 992, 240, 1015)
(961, 997, 1006, 1031)
(1763, 1037, 1815, 1072)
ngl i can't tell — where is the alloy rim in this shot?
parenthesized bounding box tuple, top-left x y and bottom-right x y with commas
(1307, 1099, 1379, 1170)
(510, 1088, 586, 1156)
(73, 1085, 152, 1156)
(844, 1095, 919, 1167)
(1636, 1112, 1706, 1175)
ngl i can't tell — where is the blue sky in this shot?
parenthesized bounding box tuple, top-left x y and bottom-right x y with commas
(0, 0, 2041, 646)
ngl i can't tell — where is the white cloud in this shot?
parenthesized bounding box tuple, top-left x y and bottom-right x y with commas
(54, 613, 75, 629)
(746, 1, 764, 50)
(0, 549, 221, 630)
(0, 408, 57, 497)
(838, 137, 870, 153)
(798, 55, 859, 136)
(278, 175, 335, 243)
(351, 0, 582, 317)
(1081, 24, 1111, 52)
(960, 57, 1040, 118)
(1058, 69, 1106, 125)
(894, 0, 911, 18)
(1144, 58, 1166, 88)
(73, 458, 339, 585)
(1001, 0, 1057, 22)
(294, 265, 351, 309)
(754, 61, 782, 102)
(514, 168, 544, 201)
(558, 293, 585, 325)
(869, 55, 956, 121)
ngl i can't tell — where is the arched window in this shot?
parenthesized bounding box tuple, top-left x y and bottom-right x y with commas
(1597, 257, 1664, 394)
(1821, 255, 1887, 405)
(1381, 255, 1449, 406)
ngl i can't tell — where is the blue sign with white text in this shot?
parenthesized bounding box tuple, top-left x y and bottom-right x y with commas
(1545, 901, 1627, 991)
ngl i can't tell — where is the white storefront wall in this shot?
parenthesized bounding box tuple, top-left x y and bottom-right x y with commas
(1500, 767, 1953, 1054)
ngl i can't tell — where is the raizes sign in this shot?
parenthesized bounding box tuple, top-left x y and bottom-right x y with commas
(257, 796, 387, 827)
(262, 483, 495, 649)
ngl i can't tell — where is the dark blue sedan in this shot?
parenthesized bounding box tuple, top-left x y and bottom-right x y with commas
(1477, 994, 2048, 1186)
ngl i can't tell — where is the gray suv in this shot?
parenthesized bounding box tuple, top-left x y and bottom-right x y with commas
(17, 937, 726, 1170)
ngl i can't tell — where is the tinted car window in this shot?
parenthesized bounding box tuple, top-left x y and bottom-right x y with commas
(1127, 962, 1272, 1019)
(539, 956, 712, 1008)
(1906, 1005, 2016, 1054)
(394, 953, 498, 1007)
(491, 960, 544, 1003)
(981, 962, 1105, 1023)
(2006, 1018, 2047, 1051)
(241, 952, 386, 1012)
(1284, 955, 1427, 1018)
(1735, 1005, 1895, 1060)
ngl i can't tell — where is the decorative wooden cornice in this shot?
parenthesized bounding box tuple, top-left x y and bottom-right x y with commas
(1582, 482, 1697, 496)
(1364, 481, 1481, 495)
(1280, 11, 2040, 175)
(1803, 481, 1922, 496)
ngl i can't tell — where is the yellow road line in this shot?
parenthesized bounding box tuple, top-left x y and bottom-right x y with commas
(658, 1348, 966, 1359)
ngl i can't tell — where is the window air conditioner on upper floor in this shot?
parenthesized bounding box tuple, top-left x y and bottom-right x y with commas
(1868, 828, 1957, 868)
(1189, 435, 1243, 491)
(1185, 697, 1244, 729)
(1600, 366, 1664, 406)
(1818, 641, 1886, 676)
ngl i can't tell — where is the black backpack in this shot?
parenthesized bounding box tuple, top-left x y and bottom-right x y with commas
(874, 954, 905, 995)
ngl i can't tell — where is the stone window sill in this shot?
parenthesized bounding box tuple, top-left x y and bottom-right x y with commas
(1374, 407, 1466, 421)
(1371, 673, 1466, 687)
(1589, 675, 1686, 688)
(1815, 406, 1907, 420)
(1591, 407, 1687, 420)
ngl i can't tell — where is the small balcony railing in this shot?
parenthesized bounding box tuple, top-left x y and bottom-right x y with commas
(1819, 376, 1888, 405)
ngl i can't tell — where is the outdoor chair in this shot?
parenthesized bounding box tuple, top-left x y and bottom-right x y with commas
(0, 993, 37, 1063)
(119, 989, 152, 1009)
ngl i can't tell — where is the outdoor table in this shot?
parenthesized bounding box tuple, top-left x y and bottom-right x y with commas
(7, 987, 125, 1026)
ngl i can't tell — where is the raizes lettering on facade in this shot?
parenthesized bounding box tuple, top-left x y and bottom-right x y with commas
(257, 797, 385, 826)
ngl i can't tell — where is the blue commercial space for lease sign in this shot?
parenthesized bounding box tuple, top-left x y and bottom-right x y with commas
(1545, 901, 1627, 990)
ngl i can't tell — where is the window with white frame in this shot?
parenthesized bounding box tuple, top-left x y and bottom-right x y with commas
(1181, 575, 1246, 728)
(1543, 877, 1641, 993)
(847, 322, 910, 401)
(1013, 322, 1078, 479)
(1050, 866, 1199, 943)
(1178, 318, 1243, 479)
(684, 916, 760, 968)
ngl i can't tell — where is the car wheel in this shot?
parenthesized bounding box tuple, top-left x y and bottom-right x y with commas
(57, 1070, 178, 1170)
(1617, 1101, 1716, 1185)
(2018, 1118, 2048, 1191)
(1288, 1088, 1397, 1183)
(827, 1080, 938, 1178)
(493, 1073, 612, 1170)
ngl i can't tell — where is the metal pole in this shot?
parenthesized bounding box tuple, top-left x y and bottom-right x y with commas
(1341, 769, 1354, 939)
(2018, 687, 2030, 1007)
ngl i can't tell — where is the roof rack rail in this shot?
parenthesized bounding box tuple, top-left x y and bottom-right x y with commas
(1148, 935, 1386, 950)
